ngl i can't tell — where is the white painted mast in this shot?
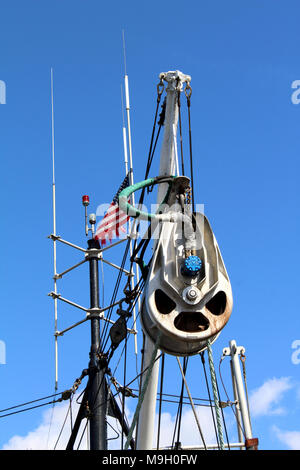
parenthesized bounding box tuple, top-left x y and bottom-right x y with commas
(136, 70, 191, 450)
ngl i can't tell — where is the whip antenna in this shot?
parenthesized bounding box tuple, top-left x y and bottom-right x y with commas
(50, 68, 59, 391)
(121, 30, 139, 356)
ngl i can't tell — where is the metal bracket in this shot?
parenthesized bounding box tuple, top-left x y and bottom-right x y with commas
(85, 249, 101, 261)
(223, 345, 245, 357)
(86, 307, 105, 319)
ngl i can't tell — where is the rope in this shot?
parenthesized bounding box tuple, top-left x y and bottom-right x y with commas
(206, 340, 225, 450)
(124, 331, 162, 450)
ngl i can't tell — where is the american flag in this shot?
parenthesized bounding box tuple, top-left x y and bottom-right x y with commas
(94, 174, 130, 245)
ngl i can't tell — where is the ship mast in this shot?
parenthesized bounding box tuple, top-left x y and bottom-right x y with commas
(136, 70, 191, 450)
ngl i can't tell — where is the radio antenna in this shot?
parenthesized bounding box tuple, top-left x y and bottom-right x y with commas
(121, 31, 139, 357)
(50, 68, 58, 391)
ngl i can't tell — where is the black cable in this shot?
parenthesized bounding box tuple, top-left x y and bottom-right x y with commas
(99, 238, 131, 351)
(156, 353, 165, 450)
(0, 398, 62, 419)
(121, 330, 128, 449)
(130, 388, 217, 405)
(75, 86, 166, 449)
(75, 276, 146, 450)
(215, 372, 231, 450)
(53, 398, 72, 450)
(186, 92, 195, 214)
(129, 97, 165, 278)
(0, 391, 63, 414)
(177, 88, 185, 176)
(171, 357, 188, 449)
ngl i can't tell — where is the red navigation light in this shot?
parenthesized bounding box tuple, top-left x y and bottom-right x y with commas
(82, 195, 90, 207)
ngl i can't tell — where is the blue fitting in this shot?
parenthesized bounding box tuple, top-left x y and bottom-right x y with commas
(182, 255, 202, 277)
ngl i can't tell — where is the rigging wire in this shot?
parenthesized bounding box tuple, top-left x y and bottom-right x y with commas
(171, 357, 188, 449)
(0, 398, 63, 419)
(156, 353, 165, 450)
(200, 352, 221, 449)
(53, 397, 73, 450)
(76, 419, 89, 450)
(46, 397, 57, 449)
(99, 238, 131, 351)
(177, 84, 185, 176)
(129, 93, 166, 280)
(61, 75, 235, 452)
(185, 83, 195, 214)
(0, 391, 63, 414)
(215, 371, 231, 450)
(121, 329, 128, 449)
(174, 357, 207, 451)
(69, 276, 146, 450)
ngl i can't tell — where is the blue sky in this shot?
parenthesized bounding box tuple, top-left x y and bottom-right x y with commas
(0, 0, 300, 450)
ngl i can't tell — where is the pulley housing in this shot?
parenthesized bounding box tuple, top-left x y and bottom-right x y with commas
(118, 175, 233, 357)
(140, 208, 233, 357)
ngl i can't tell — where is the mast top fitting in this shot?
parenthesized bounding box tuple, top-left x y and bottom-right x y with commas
(159, 70, 191, 91)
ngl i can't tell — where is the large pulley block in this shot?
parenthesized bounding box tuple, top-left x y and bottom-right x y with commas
(140, 211, 233, 356)
(118, 175, 233, 357)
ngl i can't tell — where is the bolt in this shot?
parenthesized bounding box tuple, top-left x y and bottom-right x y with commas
(187, 288, 197, 300)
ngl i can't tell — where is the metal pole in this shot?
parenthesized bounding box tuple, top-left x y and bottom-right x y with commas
(136, 71, 191, 450)
(228, 340, 252, 443)
(87, 238, 107, 450)
(230, 359, 244, 449)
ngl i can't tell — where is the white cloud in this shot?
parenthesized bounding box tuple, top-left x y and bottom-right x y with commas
(1, 398, 87, 450)
(2, 398, 223, 450)
(249, 377, 293, 417)
(272, 425, 300, 450)
(1, 398, 135, 451)
(6, 375, 296, 450)
(153, 406, 219, 449)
